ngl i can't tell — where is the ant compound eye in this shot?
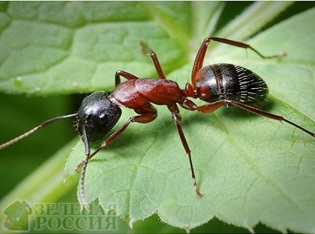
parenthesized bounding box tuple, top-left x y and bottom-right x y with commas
(77, 91, 122, 143)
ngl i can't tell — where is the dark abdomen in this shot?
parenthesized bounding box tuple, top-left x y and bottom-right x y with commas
(195, 63, 268, 104)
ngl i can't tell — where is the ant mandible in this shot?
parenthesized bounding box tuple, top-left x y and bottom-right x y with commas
(1, 37, 314, 210)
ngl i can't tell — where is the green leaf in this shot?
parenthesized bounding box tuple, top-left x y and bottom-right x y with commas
(215, 2, 293, 40)
(65, 3, 315, 233)
(0, 1, 184, 95)
(1, 2, 314, 233)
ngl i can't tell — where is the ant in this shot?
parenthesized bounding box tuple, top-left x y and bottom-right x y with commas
(1, 37, 314, 210)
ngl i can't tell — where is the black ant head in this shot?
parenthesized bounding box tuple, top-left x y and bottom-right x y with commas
(77, 91, 122, 144)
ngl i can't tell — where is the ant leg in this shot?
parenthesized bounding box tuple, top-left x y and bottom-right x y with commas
(229, 101, 315, 137)
(115, 70, 139, 86)
(195, 101, 226, 114)
(196, 100, 315, 137)
(208, 37, 285, 59)
(76, 105, 157, 210)
(76, 106, 157, 171)
(191, 38, 210, 83)
(168, 104, 202, 197)
(90, 113, 157, 159)
(191, 37, 285, 85)
(140, 41, 167, 79)
(76, 105, 157, 166)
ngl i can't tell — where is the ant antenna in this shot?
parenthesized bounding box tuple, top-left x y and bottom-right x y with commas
(77, 123, 92, 212)
(79, 155, 90, 212)
(0, 110, 92, 210)
(0, 113, 78, 150)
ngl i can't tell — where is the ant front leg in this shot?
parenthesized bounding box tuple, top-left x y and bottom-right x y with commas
(140, 41, 167, 79)
(76, 105, 158, 209)
(115, 70, 139, 86)
(196, 100, 315, 138)
(90, 113, 157, 158)
(76, 105, 157, 170)
(191, 37, 285, 85)
(167, 104, 202, 197)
